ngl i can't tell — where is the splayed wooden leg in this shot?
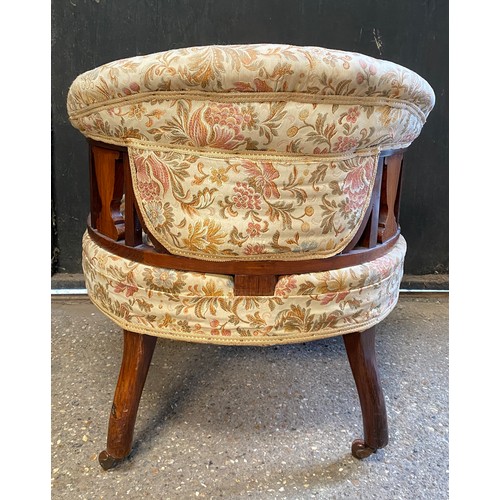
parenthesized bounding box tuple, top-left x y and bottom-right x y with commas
(343, 328, 388, 459)
(99, 330, 157, 470)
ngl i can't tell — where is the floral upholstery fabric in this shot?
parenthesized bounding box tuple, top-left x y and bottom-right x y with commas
(67, 44, 434, 155)
(128, 145, 379, 260)
(67, 44, 434, 118)
(82, 231, 406, 346)
(69, 96, 427, 155)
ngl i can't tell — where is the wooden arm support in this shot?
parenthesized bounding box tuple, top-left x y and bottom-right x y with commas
(378, 153, 403, 243)
(343, 151, 405, 251)
(90, 145, 125, 241)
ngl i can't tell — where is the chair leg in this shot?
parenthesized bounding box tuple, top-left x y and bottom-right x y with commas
(343, 328, 388, 459)
(99, 330, 157, 470)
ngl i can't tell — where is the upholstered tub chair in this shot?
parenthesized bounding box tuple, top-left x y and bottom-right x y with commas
(67, 44, 434, 470)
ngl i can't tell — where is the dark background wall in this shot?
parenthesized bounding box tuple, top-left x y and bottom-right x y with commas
(51, 0, 448, 276)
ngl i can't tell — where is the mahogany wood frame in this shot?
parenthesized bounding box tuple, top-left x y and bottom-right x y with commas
(88, 139, 405, 468)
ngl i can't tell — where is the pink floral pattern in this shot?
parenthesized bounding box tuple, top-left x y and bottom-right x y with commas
(68, 44, 434, 114)
(67, 45, 434, 155)
(82, 231, 406, 345)
(70, 97, 425, 155)
(128, 146, 378, 260)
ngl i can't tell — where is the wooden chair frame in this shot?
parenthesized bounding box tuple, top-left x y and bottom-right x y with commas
(87, 139, 405, 469)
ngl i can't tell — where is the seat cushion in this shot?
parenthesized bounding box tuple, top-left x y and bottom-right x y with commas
(82, 231, 406, 346)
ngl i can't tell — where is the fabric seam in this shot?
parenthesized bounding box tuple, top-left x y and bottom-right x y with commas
(127, 140, 381, 162)
(68, 90, 427, 123)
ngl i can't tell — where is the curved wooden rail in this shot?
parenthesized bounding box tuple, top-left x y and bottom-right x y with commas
(87, 221, 400, 276)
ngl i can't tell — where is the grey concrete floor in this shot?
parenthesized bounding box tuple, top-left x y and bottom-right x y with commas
(51, 294, 448, 499)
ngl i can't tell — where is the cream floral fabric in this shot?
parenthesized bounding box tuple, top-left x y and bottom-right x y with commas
(67, 44, 434, 155)
(69, 97, 426, 155)
(67, 44, 434, 114)
(128, 145, 379, 260)
(82, 231, 406, 345)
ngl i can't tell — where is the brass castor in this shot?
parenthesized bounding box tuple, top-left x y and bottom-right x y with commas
(98, 450, 123, 470)
(351, 439, 377, 459)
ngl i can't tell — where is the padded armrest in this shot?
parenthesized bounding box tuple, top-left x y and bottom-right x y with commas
(67, 44, 434, 117)
(67, 45, 434, 156)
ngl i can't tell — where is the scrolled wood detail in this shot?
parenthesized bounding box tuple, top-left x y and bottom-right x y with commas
(351, 439, 377, 459)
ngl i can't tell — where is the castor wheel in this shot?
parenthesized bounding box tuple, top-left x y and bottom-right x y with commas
(98, 450, 123, 470)
(351, 439, 377, 459)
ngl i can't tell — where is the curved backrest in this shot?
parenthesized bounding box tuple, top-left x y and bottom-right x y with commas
(68, 44, 434, 261)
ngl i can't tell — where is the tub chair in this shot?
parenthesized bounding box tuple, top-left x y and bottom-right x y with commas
(67, 44, 434, 469)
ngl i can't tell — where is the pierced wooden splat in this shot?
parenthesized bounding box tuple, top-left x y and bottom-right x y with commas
(378, 154, 403, 243)
(90, 145, 125, 241)
(123, 153, 143, 247)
